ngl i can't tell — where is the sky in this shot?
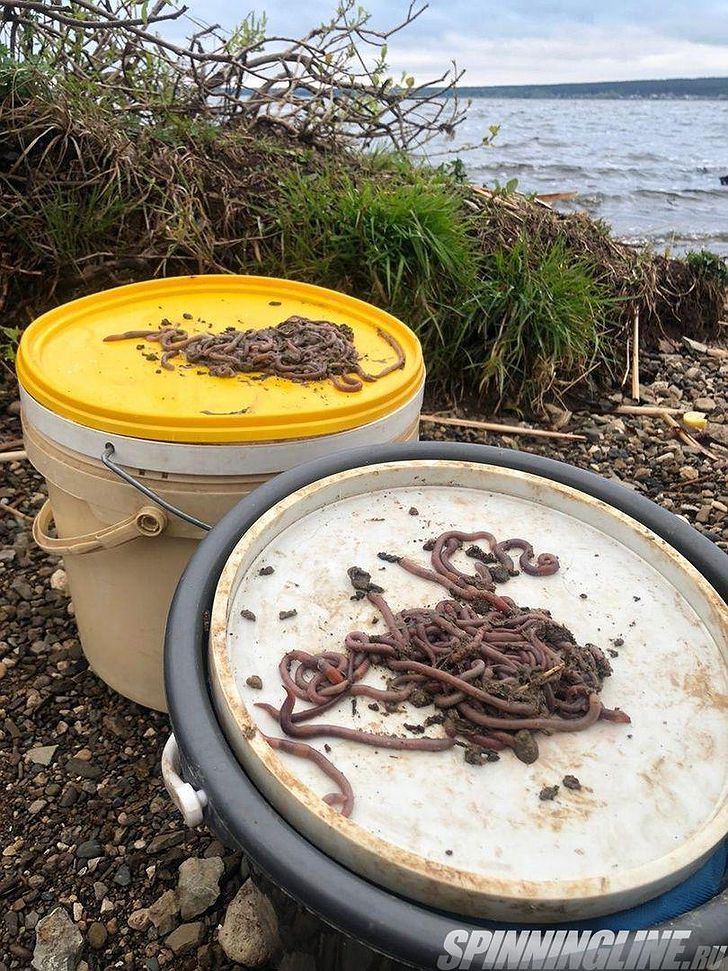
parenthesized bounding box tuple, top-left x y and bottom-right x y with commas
(177, 0, 728, 86)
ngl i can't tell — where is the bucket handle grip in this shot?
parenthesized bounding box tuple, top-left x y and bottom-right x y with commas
(161, 735, 208, 828)
(102, 444, 212, 532)
(33, 500, 168, 555)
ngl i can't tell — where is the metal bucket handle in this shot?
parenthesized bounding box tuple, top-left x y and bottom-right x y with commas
(101, 443, 212, 532)
(33, 499, 167, 555)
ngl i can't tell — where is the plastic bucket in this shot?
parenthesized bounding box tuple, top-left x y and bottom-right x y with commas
(162, 443, 728, 967)
(18, 275, 424, 710)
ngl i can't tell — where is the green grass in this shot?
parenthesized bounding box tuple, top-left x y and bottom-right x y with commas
(473, 238, 614, 405)
(266, 167, 615, 405)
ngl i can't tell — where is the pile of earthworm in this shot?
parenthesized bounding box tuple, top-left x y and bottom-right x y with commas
(103, 315, 405, 392)
(256, 529, 630, 818)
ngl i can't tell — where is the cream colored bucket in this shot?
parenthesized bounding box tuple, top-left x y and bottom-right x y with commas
(22, 399, 421, 711)
(17, 275, 425, 711)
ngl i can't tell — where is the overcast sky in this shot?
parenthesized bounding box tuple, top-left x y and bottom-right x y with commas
(180, 1, 728, 85)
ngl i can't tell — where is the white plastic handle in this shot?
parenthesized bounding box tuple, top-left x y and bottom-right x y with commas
(161, 734, 208, 827)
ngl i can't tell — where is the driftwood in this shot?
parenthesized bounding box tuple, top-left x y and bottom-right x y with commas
(419, 414, 586, 442)
(615, 405, 683, 416)
(661, 414, 722, 462)
(630, 308, 641, 401)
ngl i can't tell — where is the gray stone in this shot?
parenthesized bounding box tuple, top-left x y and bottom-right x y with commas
(32, 907, 82, 971)
(165, 921, 202, 954)
(218, 880, 280, 967)
(76, 839, 102, 860)
(693, 397, 716, 411)
(27, 745, 57, 766)
(93, 882, 108, 901)
(177, 856, 224, 919)
(113, 864, 131, 887)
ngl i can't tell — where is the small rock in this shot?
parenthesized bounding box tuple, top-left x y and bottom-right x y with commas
(27, 745, 57, 766)
(76, 839, 103, 860)
(29, 799, 47, 814)
(93, 882, 108, 902)
(113, 864, 131, 887)
(65, 758, 102, 780)
(693, 397, 716, 411)
(166, 922, 202, 954)
(696, 505, 712, 524)
(177, 856, 224, 919)
(218, 881, 280, 967)
(707, 422, 728, 447)
(127, 908, 150, 932)
(87, 922, 107, 950)
(678, 465, 700, 482)
(0, 661, 7, 680)
(50, 569, 68, 593)
(147, 831, 186, 854)
(32, 907, 82, 971)
(147, 889, 179, 935)
(682, 336, 708, 353)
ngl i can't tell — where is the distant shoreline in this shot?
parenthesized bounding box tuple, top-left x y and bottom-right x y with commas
(428, 76, 728, 100)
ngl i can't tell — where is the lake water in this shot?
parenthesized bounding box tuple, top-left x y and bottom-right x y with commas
(422, 98, 728, 255)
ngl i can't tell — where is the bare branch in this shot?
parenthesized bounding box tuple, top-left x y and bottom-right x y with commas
(0, 0, 466, 151)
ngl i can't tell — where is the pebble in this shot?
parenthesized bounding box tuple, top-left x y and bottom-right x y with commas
(218, 880, 280, 967)
(113, 864, 131, 886)
(177, 856, 224, 919)
(87, 922, 108, 950)
(27, 745, 57, 766)
(49, 568, 68, 592)
(93, 882, 108, 902)
(127, 909, 150, 932)
(678, 465, 700, 481)
(31, 907, 82, 971)
(147, 889, 179, 935)
(76, 839, 103, 859)
(65, 757, 102, 780)
(166, 921, 202, 954)
(147, 831, 186, 854)
(693, 397, 716, 411)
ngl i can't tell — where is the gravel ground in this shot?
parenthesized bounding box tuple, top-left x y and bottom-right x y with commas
(1, 338, 726, 971)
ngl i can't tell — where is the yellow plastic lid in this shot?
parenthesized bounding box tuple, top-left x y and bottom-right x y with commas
(17, 275, 424, 443)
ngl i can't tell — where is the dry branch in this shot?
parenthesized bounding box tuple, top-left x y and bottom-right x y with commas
(420, 414, 586, 442)
(0, 0, 464, 150)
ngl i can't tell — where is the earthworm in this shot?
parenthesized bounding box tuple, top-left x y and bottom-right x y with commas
(104, 316, 405, 394)
(256, 688, 455, 751)
(262, 733, 354, 817)
(260, 528, 628, 817)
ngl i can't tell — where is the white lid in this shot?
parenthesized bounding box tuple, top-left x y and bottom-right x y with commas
(209, 461, 728, 921)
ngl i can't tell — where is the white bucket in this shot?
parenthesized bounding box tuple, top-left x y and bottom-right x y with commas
(18, 275, 424, 710)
